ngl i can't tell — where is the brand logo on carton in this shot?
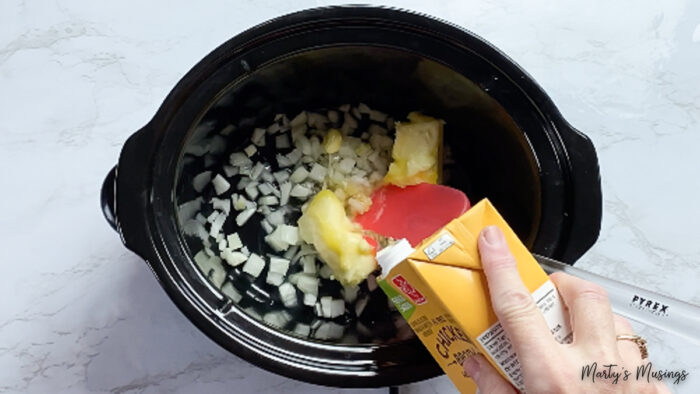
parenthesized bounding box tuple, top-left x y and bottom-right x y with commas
(392, 275, 427, 305)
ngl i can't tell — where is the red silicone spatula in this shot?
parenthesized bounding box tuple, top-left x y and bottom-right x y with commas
(355, 183, 470, 246)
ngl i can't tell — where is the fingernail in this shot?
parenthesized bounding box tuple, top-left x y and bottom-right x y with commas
(463, 356, 480, 379)
(482, 226, 504, 246)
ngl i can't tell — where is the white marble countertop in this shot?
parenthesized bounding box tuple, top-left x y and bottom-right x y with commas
(2, 0, 699, 393)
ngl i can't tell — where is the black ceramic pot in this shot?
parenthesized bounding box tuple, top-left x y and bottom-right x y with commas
(101, 6, 601, 388)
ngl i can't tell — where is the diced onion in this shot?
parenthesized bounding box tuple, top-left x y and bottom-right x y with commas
(242, 253, 265, 277)
(235, 208, 255, 226)
(209, 212, 227, 237)
(279, 182, 291, 206)
(221, 249, 247, 266)
(244, 144, 257, 157)
(279, 282, 298, 308)
(266, 271, 284, 286)
(226, 233, 243, 250)
(178, 197, 202, 221)
(290, 184, 312, 198)
(192, 171, 212, 193)
(221, 282, 242, 303)
(223, 165, 238, 177)
(296, 275, 319, 296)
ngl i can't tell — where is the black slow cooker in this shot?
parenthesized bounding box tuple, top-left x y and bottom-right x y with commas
(101, 6, 601, 388)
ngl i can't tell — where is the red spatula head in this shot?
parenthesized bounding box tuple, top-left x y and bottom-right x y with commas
(355, 183, 470, 246)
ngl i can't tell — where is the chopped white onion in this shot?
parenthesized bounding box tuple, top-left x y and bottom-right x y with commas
(242, 253, 265, 277)
(261, 170, 274, 184)
(221, 249, 247, 266)
(195, 213, 207, 225)
(244, 182, 259, 200)
(286, 149, 302, 165)
(314, 321, 345, 340)
(236, 177, 251, 190)
(279, 182, 291, 206)
(232, 194, 249, 211)
(226, 233, 243, 250)
(244, 144, 257, 157)
(269, 256, 290, 275)
(211, 174, 230, 195)
(263, 311, 291, 328)
(230, 152, 252, 167)
(284, 245, 299, 260)
(278, 225, 299, 245)
(290, 166, 309, 183)
(272, 170, 289, 184)
(183, 219, 208, 240)
(290, 111, 307, 127)
(279, 282, 298, 308)
(206, 211, 220, 224)
(337, 158, 355, 174)
(221, 282, 242, 303)
(276, 153, 293, 168)
(209, 212, 227, 237)
(249, 162, 265, 181)
(319, 264, 333, 279)
(192, 171, 212, 193)
(302, 255, 316, 274)
(251, 127, 266, 146)
(293, 323, 311, 336)
(357, 102, 371, 114)
(308, 163, 327, 183)
(194, 251, 226, 288)
(303, 292, 317, 307)
(211, 197, 230, 215)
(258, 195, 279, 206)
(266, 271, 284, 286)
(178, 197, 202, 221)
(223, 165, 238, 177)
(266, 209, 285, 226)
(261, 218, 274, 234)
(235, 208, 256, 226)
(267, 122, 281, 135)
(296, 275, 319, 296)
(290, 184, 312, 198)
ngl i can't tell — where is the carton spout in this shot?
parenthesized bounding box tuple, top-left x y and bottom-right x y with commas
(376, 239, 415, 276)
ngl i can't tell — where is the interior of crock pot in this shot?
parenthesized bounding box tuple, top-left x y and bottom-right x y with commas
(175, 46, 541, 345)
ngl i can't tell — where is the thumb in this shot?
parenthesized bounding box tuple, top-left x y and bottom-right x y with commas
(463, 355, 516, 394)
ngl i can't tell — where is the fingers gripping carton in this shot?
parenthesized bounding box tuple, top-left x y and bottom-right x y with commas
(377, 199, 572, 393)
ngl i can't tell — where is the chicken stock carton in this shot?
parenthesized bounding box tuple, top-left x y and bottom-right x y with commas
(377, 199, 572, 393)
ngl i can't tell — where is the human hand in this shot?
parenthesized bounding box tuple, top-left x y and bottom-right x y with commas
(463, 226, 670, 393)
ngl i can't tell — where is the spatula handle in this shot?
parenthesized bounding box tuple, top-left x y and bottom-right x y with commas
(534, 254, 700, 346)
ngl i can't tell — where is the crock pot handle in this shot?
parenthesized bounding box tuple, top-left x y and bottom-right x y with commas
(558, 124, 603, 263)
(102, 125, 159, 260)
(101, 166, 118, 231)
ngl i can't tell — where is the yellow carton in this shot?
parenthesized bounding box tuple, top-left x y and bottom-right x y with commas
(377, 199, 571, 393)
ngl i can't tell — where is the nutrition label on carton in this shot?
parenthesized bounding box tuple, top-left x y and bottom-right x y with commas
(476, 280, 572, 391)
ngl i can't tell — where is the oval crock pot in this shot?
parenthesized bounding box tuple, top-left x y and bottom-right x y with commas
(101, 6, 602, 388)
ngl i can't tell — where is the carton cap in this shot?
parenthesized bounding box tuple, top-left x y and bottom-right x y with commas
(377, 239, 415, 276)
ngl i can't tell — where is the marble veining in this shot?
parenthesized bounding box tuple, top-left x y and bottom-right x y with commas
(1, 0, 698, 393)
